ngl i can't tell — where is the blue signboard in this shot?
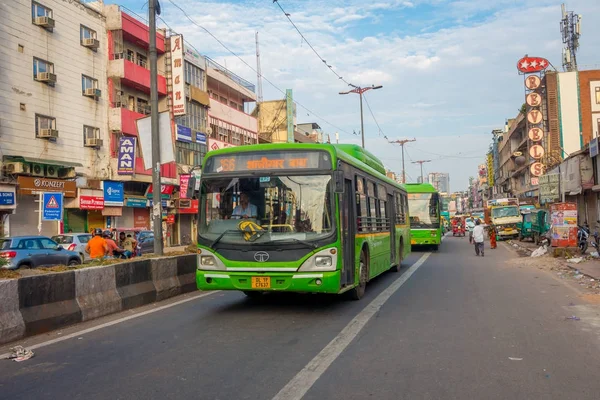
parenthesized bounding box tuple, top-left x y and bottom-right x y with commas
(590, 137, 598, 158)
(0, 191, 15, 206)
(42, 192, 63, 221)
(125, 198, 148, 208)
(176, 125, 193, 143)
(196, 132, 207, 144)
(149, 199, 168, 208)
(117, 137, 136, 175)
(103, 181, 124, 206)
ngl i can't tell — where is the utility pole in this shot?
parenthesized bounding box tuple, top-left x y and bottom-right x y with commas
(412, 160, 431, 183)
(149, 0, 163, 255)
(390, 139, 416, 183)
(339, 85, 383, 149)
(255, 32, 263, 103)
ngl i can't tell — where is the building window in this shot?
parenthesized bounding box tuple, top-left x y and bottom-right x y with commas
(31, 1, 52, 20)
(219, 95, 227, 104)
(33, 57, 53, 78)
(184, 62, 204, 89)
(175, 101, 207, 132)
(35, 114, 56, 136)
(176, 141, 206, 166)
(83, 125, 100, 140)
(596, 87, 600, 105)
(137, 98, 150, 115)
(81, 75, 98, 93)
(136, 53, 147, 68)
(80, 25, 96, 41)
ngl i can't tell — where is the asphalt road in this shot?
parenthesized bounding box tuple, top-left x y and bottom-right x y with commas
(2, 235, 600, 400)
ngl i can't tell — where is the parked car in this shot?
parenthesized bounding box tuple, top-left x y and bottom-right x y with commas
(0, 236, 82, 270)
(136, 230, 154, 243)
(52, 233, 93, 262)
(138, 234, 155, 255)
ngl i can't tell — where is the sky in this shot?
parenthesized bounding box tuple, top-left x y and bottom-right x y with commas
(118, 0, 600, 191)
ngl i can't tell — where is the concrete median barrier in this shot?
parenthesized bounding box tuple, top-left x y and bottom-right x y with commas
(18, 272, 82, 336)
(0, 280, 26, 344)
(151, 257, 181, 301)
(75, 265, 122, 321)
(176, 254, 197, 293)
(115, 259, 157, 310)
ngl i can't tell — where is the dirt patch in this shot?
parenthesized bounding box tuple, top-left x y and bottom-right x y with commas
(580, 293, 600, 304)
(0, 269, 21, 280)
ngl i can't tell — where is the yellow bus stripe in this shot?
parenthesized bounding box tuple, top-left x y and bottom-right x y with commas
(355, 232, 391, 238)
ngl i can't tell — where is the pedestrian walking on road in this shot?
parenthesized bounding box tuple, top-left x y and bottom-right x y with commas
(472, 219, 485, 257)
(489, 224, 497, 249)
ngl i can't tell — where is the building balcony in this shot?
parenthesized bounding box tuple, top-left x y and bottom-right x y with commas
(108, 58, 167, 95)
(105, 6, 165, 52)
(109, 104, 149, 136)
(209, 98, 257, 133)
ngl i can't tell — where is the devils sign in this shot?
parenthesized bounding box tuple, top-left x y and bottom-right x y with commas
(517, 56, 550, 73)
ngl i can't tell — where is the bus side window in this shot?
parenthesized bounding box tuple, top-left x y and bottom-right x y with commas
(367, 181, 377, 232)
(356, 176, 368, 232)
(378, 185, 387, 231)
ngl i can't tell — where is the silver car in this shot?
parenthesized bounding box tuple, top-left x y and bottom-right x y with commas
(0, 236, 82, 270)
(52, 233, 93, 262)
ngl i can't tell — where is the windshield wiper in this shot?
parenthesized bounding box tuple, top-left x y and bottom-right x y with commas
(271, 238, 318, 249)
(210, 230, 240, 249)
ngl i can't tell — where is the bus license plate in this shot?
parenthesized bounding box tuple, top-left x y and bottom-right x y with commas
(251, 277, 271, 289)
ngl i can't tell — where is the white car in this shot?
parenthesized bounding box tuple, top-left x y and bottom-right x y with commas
(52, 233, 93, 262)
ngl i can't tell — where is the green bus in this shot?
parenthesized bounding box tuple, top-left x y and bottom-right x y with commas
(194, 143, 411, 300)
(405, 183, 442, 250)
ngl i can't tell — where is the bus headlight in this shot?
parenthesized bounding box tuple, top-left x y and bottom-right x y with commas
(197, 249, 226, 271)
(315, 256, 332, 267)
(298, 248, 337, 272)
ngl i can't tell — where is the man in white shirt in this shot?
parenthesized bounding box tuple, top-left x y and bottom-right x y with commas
(232, 192, 258, 219)
(472, 219, 486, 257)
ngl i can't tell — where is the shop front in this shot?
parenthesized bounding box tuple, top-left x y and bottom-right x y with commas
(177, 198, 198, 245)
(0, 184, 17, 237)
(10, 177, 77, 237)
(64, 189, 105, 233)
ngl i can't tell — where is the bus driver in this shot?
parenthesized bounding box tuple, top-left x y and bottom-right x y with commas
(232, 192, 258, 219)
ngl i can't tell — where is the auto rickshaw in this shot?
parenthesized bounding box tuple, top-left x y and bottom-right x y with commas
(517, 210, 534, 241)
(452, 216, 465, 237)
(531, 209, 551, 245)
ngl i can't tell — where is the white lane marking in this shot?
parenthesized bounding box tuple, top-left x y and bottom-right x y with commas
(271, 252, 432, 400)
(292, 274, 324, 279)
(0, 291, 220, 359)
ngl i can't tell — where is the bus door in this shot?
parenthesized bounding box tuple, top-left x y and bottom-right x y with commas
(387, 193, 396, 265)
(340, 178, 355, 287)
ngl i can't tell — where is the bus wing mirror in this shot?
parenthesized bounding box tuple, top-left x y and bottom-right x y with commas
(334, 171, 344, 193)
(186, 176, 197, 198)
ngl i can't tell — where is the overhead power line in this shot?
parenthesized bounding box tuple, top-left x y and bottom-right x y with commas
(362, 94, 387, 140)
(165, 0, 354, 138)
(273, 0, 354, 88)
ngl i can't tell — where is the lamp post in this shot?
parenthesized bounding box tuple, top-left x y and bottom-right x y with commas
(412, 160, 431, 183)
(339, 85, 383, 149)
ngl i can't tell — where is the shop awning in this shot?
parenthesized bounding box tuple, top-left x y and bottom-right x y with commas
(3, 155, 83, 168)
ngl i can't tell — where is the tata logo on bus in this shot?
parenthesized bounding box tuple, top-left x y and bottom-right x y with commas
(517, 56, 549, 73)
(254, 251, 270, 262)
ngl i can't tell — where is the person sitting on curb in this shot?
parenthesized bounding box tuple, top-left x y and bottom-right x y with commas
(103, 230, 127, 259)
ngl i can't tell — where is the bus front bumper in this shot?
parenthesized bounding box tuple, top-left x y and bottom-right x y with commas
(196, 270, 342, 294)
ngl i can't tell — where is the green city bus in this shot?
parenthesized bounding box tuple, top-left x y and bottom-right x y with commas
(405, 183, 442, 250)
(194, 143, 411, 300)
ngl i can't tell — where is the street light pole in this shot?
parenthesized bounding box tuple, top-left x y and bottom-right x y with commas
(149, 0, 163, 255)
(390, 139, 416, 183)
(412, 160, 432, 183)
(339, 85, 383, 149)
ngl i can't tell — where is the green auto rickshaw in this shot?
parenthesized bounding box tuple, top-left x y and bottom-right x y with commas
(518, 211, 534, 241)
(530, 209, 551, 245)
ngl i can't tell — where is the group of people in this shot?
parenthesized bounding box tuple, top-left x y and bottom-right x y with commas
(85, 228, 138, 260)
(469, 219, 497, 257)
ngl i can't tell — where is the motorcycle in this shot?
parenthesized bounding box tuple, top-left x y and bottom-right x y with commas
(577, 224, 598, 255)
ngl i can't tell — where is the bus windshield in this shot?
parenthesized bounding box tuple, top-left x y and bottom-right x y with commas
(199, 175, 334, 245)
(407, 193, 440, 228)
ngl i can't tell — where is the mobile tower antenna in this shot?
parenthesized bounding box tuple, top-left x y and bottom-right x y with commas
(560, 3, 582, 72)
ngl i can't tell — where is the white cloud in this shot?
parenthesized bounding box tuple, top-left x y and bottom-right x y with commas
(159, 0, 600, 190)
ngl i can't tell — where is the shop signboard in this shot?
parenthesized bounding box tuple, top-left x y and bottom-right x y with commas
(179, 199, 199, 214)
(590, 137, 598, 158)
(0, 185, 16, 208)
(42, 192, 63, 221)
(166, 214, 175, 224)
(117, 137, 136, 175)
(176, 125, 193, 143)
(103, 181, 124, 206)
(550, 202, 578, 248)
(538, 173, 560, 204)
(170, 35, 186, 116)
(80, 195, 104, 210)
(179, 175, 190, 199)
(17, 176, 77, 197)
(125, 197, 148, 208)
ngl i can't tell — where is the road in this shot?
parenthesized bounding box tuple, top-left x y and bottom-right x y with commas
(2, 235, 600, 400)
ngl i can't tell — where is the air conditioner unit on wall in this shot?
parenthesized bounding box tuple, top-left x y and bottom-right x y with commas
(31, 163, 45, 177)
(58, 167, 76, 178)
(81, 38, 99, 49)
(45, 165, 59, 178)
(85, 138, 103, 148)
(38, 129, 59, 138)
(34, 16, 55, 30)
(36, 72, 57, 84)
(84, 88, 101, 98)
(2, 162, 31, 175)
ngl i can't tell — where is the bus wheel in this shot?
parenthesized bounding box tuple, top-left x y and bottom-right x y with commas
(391, 241, 403, 273)
(243, 291, 263, 299)
(432, 244, 439, 251)
(349, 251, 368, 300)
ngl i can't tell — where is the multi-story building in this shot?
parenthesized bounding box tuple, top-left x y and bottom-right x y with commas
(104, 5, 177, 232)
(427, 172, 449, 194)
(206, 57, 258, 151)
(1, 0, 109, 236)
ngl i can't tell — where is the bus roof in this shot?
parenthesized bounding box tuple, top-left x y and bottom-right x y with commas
(403, 183, 438, 194)
(202, 142, 404, 191)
